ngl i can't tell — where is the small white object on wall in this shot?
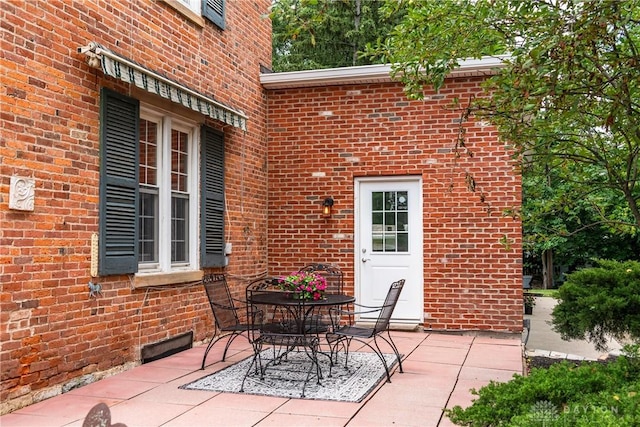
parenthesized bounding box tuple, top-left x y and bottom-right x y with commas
(91, 233, 99, 277)
(9, 176, 35, 211)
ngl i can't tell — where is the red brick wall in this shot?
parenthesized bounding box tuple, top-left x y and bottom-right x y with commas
(1, 0, 271, 412)
(266, 78, 523, 333)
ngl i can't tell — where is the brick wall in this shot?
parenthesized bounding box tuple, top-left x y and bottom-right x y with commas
(265, 78, 523, 333)
(0, 0, 270, 413)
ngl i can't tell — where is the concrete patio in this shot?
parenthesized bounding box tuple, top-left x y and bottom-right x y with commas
(0, 331, 524, 427)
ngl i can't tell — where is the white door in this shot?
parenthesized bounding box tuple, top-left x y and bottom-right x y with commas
(355, 177, 423, 323)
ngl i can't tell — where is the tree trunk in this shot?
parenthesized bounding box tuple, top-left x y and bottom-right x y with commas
(540, 163, 555, 290)
(352, 0, 361, 66)
(541, 249, 554, 289)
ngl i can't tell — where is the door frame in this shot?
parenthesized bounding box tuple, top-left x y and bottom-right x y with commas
(354, 175, 424, 324)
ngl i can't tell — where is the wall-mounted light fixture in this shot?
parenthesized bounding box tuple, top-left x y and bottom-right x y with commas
(322, 197, 334, 218)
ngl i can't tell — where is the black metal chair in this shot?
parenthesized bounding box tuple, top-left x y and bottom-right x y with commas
(327, 279, 405, 383)
(243, 276, 290, 333)
(298, 263, 344, 294)
(201, 273, 255, 369)
(241, 276, 323, 398)
(298, 263, 345, 333)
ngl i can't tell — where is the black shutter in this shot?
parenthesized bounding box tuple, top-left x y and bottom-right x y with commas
(99, 88, 139, 275)
(202, 0, 225, 29)
(201, 126, 225, 268)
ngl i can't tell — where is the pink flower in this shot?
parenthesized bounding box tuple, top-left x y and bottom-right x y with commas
(277, 271, 327, 300)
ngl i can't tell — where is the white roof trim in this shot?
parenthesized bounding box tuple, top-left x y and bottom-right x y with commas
(260, 56, 509, 90)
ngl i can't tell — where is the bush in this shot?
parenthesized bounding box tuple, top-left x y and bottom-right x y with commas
(552, 259, 640, 351)
(446, 346, 640, 426)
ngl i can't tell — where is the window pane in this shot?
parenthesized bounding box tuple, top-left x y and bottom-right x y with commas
(384, 234, 396, 252)
(139, 119, 157, 186)
(171, 129, 188, 192)
(372, 212, 383, 230)
(385, 212, 396, 231)
(397, 233, 409, 252)
(172, 194, 189, 263)
(372, 191, 383, 211)
(397, 192, 408, 210)
(372, 234, 384, 251)
(139, 190, 158, 263)
(398, 211, 408, 232)
(385, 191, 395, 210)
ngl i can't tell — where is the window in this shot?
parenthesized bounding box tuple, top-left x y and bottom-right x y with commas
(137, 110, 198, 274)
(371, 191, 409, 253)
(170, 128, 190, 264)
(139, 119, 158, 263)
(99, 88, 226, 277)
(165, 0, 225, 29)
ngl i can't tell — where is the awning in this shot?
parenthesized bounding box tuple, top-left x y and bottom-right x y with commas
(78, 42, 247, 131)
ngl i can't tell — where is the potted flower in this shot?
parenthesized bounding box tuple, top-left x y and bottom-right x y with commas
(278, 271, 328, 300)
(524, 292, 536, 315)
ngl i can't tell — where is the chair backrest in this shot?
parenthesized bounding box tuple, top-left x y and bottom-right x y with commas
(246, 276, 280, 292)
(298, 263, 344, 294)
(374, 279, 405, 334)
(202, 273, 241, 330)
(245, 276, 282, 332)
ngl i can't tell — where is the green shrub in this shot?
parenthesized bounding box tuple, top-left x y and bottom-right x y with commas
(446, 347, 640, 426)
(552, 259, 640, 351)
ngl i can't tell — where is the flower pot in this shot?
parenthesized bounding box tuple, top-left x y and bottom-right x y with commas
(524, 305, 533, 315)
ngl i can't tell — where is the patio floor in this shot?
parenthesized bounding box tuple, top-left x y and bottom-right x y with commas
(0, 331, 523, 427)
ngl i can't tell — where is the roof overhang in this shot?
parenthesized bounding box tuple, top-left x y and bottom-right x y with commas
(79, 41, 247, 131)
(260, 56, 508, 90)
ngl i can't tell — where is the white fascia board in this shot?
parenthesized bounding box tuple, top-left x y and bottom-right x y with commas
(260, 55, 509, 89)
(260, 63, 393, 88)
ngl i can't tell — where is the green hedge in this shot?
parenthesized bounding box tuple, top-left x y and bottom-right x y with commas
(552, 259, 640, 352)
(447, 346, 640, 426)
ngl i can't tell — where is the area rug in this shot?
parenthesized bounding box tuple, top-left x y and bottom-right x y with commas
(180, 351, 398, 402)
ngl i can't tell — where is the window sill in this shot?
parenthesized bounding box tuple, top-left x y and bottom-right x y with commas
(133, 270, 203, 288)
(162, 1, 205, 28)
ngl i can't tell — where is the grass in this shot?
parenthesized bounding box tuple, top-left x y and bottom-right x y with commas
(525, 288, 559, 298)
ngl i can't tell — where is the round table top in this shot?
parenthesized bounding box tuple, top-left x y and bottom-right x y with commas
(249, 292, 355, 307)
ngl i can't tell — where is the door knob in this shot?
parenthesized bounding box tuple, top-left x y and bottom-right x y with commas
(361, 257, 371, 263)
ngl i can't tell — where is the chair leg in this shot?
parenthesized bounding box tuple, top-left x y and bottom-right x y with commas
(301, 342, 321, 398)
(315, 348, 334, 378)
(241, 341, 263, 393)
(202, 330, 251, 368)
(221, 331, 244, 362)
(341, 335, 395, 382)
(326, 335, 353, 371)
(369, 337, 393, 382)
(380, 330, 403, 373)
(342, 337, 354, 368)
(325, 333, 345, 368)
(201, 335, 223, 370)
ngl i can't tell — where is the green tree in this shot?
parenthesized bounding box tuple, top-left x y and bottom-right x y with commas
(368, 0, 640, 233)
(269, 0, 403, 72)
(523, 160, 640, 286)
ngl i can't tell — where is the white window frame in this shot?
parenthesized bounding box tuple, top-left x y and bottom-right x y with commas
(175, 0, 201, 15)
(138, 105, 200, 275)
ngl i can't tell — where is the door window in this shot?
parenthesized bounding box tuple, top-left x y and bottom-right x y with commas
(371, 191, 408, 252)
